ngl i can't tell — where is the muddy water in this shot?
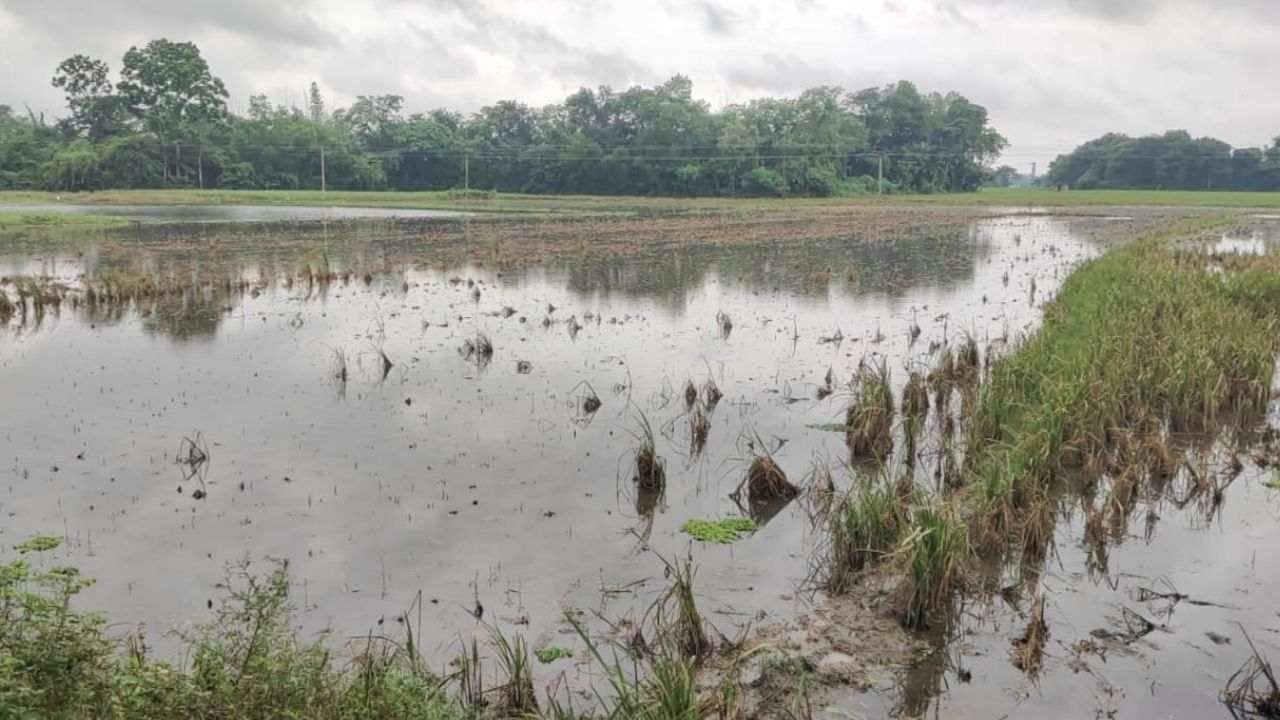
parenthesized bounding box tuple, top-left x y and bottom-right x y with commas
(1, 214, 1275, 716)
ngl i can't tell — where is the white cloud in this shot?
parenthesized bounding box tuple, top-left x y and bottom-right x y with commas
(1, 0, 1277, 167)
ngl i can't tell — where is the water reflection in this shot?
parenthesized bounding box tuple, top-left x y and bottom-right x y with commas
(2, 222, 1001, 341)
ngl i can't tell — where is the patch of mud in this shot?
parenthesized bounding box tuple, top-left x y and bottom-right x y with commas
(703, 579, 916, 719)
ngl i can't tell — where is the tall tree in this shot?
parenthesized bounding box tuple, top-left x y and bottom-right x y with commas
(117, 39, 228, 141)
(307, 82, 326, 123)
(51, 54, 130, 140)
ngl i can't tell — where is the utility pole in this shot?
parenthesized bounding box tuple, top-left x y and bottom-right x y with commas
(464, 152, 470, 190)
(319, 146, 327, 193)
(197, 147, 204, 189)
(1030, 162, 1037, 182)
(175, 141, 182, 182)
(877, 154, 884, 194)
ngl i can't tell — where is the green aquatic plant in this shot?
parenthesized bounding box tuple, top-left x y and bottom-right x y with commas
(15, 535, 62, 554)
(534, 646, 572, 664)
(680, 517, 756, 544)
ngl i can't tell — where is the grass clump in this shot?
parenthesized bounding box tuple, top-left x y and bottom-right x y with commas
(901, 370, 930, 460)
(825, 476, 902, 593)
(1222, 630, 1280, 720)
(742, 455, 797, 502)
(631, 411, 666, 495)
(680, 517, 756, 544)
(845, 359, 895, 461)
(896, 499, 970, 629)
(689, 406, 711, 458)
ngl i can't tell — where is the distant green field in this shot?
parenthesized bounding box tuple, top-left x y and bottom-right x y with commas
(0, 187, 1277, 214)
(0, 211, 130, 229)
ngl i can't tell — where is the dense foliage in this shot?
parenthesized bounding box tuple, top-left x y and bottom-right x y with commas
(1, 39, 1008, 196)
(1048, 130, 1280, 190)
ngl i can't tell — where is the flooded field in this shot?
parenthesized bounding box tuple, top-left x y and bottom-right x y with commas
(2, 209, 1278, 718)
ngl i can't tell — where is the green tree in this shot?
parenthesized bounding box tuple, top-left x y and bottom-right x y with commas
(51, 54, 131, 141)
(117, 39, 228, 142)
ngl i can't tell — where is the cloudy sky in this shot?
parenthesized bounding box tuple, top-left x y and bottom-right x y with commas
(1, 0, 1278, 167)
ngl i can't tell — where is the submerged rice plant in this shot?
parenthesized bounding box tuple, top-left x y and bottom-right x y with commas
(826, 473, 902, 593)
(845, 359, 895, 461)
(897, 498, 969, 629)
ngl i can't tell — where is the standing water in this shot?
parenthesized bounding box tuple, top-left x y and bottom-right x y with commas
(2, 213, 1277, 717)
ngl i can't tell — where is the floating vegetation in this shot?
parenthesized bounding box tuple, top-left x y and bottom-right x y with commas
(15, 534, 63, 554)
(680, 517, 756, 544)
(534, 646, 572, 664)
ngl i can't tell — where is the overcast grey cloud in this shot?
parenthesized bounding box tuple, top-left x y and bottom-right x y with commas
(1, 0, 1278, 167)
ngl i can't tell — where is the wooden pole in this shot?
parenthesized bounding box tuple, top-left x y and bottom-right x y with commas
(197, 148, 204, 189)
(877, 154, 884, 194)
(464, 152, 470, 190)
(320, 146, 327, 193)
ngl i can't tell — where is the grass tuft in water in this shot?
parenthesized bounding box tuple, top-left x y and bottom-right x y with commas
(896, 498, 969, 629)
(845, 359, 895, 461)
(825, 473, 902, 593)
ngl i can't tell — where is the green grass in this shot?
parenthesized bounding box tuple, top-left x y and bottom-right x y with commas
(826, 475, 903, 593)
(959, 213, 1280, 558)
(898, 500, 969, 629)
(817, 214, 1280, 627)
(0, 211, 129, 230)
(910, 187, 1280, 208)
(680, 517, 757, 544)
(846, 359, 895, 460)
(2, 187, 1279, 215)
(1, 545, 463, 720)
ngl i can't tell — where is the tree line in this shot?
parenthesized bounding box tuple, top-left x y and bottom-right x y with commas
(1047, 130, 1280, 191)
(0, 39, 1010, 196)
